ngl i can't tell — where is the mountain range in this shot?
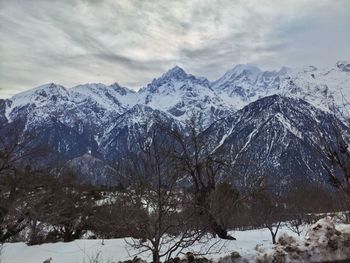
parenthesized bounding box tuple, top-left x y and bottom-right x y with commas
(1, 61, 349, 188)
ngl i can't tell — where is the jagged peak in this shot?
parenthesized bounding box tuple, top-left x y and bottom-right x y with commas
(213, 64, 262, 86)
(158, 66, 210, 86)
(10, 82, 68, 100)
(109, 82, 124, 89)
(33, 82, 66, 91)
(140, 65, 210, 94)
(71, 82, 107, 90)
(161, 65, 188, 80)
(167, 65, 186, 73)
(109, 82, 136, 94)
(71, 82, 135, 97)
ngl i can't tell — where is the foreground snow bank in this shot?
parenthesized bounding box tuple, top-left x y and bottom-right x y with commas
(118, 217, 350, 263)
(218, 217, 350, 263)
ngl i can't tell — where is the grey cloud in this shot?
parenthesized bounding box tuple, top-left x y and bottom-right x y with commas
(0, 0, 349, 97)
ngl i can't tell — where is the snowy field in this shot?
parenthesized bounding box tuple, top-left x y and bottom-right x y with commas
(1, 227, 300, 263)
(2, 219, 350, 263)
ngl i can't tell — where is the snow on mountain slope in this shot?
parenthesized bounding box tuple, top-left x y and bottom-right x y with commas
(4, 83, 81, 131)
(5, 83, 69, 120)
(213, 64, 262, 87)
(212, 61, 350, 117)
(6, 83, 69, 110)
(278, 62, 350, 114)
(5, 82, 136, 123)
(211, 65, 283, 109)
(4, 61, 349, 130)
(1, 61, 349, 185)
(3, 82, 140, 146)
(99, 104, 183, 164)
(70, 82, 138, 112)
(138, 66, 232, 126)
(205, 95, 350, 188)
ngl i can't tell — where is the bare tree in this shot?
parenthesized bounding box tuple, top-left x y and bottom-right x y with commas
(322, 131, 350, 202)
(208, 180, 239, 232)
(40, 171, 99, 242)
(163, 116, 238, 240)
(282, 182, 337, 236)
(316, 106, 350, 204)
(96, 128, 206, 262)
(251, 191, 285, 244)
(21, 170, 64, 244)
(0, 121, 47, 175)
(0, 168, 31, 243)
(0, 122, 49, 243)
(283, 183, 309, 236)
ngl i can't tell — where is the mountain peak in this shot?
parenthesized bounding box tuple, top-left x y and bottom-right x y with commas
(34, 82, 64, 90)
(12, 82, 67, 100)
(139, 65, 190, 92)
(109, 82, 135, 95)
(229, 64, 262, 79)
(162, 65, 188, 80)
(212, 64, 262, 88)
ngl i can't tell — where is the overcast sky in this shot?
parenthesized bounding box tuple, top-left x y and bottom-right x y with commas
(0, 0, 349, 98)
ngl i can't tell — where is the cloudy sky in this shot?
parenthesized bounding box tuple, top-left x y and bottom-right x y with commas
(0, 0, 349, 98)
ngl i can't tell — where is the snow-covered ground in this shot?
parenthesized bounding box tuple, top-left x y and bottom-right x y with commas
(0, 227, 300, 263)
(2, 219, 350, 263)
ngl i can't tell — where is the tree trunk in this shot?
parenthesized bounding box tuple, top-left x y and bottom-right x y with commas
(29, 220, 38, 245)
(268, 223, 281, 244)
(272, 232, 277, 244)
(152, 249, 160, 263)
(63, 228, 74, 242)
(197, 190, 236, 240)
(210, 215, 236, 240)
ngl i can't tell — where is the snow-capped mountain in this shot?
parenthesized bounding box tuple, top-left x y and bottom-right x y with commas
(70, 82, 137, 113)
(212, 61, 350, 117)
(138, 66, 232, 127)
(1, 61, 349, 187)
(99, 104, 183, 163)
(205, 95, 349, 189)
(212, 64, 284, 108)
(4, 82, 138, 145)
(3, 61, 350, 130)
